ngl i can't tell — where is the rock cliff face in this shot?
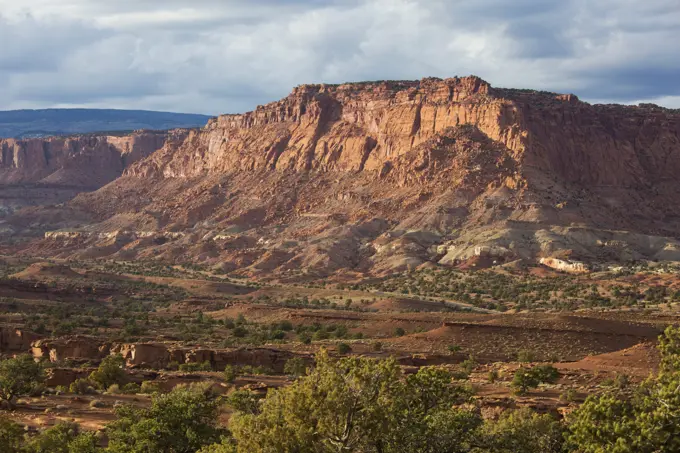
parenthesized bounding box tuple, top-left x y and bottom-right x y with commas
(11, 76, 680, 274)
(0, 130, 186, 219)
(0, 131, 184, 187)
(128, 77, 521, 177)
(0, 327, 42, 353)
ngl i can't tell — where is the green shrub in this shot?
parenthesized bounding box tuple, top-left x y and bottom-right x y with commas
(511, 365, 560, 395)
(122, 382, 141, 394)
(512, 368, 540, 395)
(140, 381, 162, 394)
(0, 355, 45, 408)
(298, 332, 312, 344)
(227, 389, 260, 415)
(233, 326, 248, 338)
(517, 350, 536, 363)
(24, 422, 97, 453)
(223, 365, 237, 383)
(337, 343, 352, 354)
(461, 355, 477, 374)
(69, 379, 96, 395)
(179, 361, 213, 372)
(488, 370, 499, 383)
(106, 384, 225, 453)
(89, 399, 106, 408)
(482, 408, 564, 453)
(532, 365, 560, 383)
(559, 389, 577, 403)
(283, 358, 306, 377)
(313, 330, 330, 341)
(0, 415, 23, 453)
(251, 366, 274, 376)
(89, 355, 126, 390)
(229, 351, 479, 452)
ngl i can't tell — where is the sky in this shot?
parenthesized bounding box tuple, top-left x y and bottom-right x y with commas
(1, 0, 679, 115)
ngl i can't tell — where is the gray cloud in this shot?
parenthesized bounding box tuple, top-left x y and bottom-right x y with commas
(0, 0, 679, 114)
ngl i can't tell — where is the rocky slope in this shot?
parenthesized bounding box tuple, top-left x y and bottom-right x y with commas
(9, 76, 680, 275)
(0, 130, 187, 220)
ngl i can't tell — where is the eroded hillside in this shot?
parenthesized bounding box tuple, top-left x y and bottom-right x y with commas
(6, 76, 680, 276)
(0, 130, 187, 223)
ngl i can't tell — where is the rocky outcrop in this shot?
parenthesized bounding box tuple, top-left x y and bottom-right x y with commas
(116, 343, 171, 368)
(0, 327, 42, 353)
(114, 342, 307, 371)
(11, 76, 680, 273)
(127, 76, 680, 202)
(45, 368, 92, 387)
(32, 337, 109, 362)
(539, 257, 589, 274)
(211, 348, 302, 372)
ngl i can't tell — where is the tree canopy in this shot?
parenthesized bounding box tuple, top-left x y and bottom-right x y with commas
(0, 355, 44, 409)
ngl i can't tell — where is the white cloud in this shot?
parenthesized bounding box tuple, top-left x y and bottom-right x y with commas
(0, 0, 679, 114)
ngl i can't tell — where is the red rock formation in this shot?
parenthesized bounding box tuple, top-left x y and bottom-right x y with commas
(114, 342, 307, 371)
(0, 327, 42, 353)
(13, 76, 680, 272)
(0, 131, 184, 187)
(126, 77, 680, 206)
(116, 343, 171, 368)
(0, 130, 187, 220)
(45, 368, 92, 387)
(31, 337, 109, 362)
(127, 77, 518, 177)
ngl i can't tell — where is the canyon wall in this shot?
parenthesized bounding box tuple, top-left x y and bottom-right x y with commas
(0, 130, 186, 188)
(12, 76, 680, 273)
(128, 76, 680, 198)
(0, 130, 187, 219)
(128, 77, 528, 177)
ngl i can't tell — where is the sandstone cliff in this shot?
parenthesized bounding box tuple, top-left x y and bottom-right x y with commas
(13, 76, 680, 274)
(0, 130, 187, 220)
(0, 130, 185, 188)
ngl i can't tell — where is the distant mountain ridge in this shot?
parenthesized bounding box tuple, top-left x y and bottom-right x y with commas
(0, 108, 212, 138)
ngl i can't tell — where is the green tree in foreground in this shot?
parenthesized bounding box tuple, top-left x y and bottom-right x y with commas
(227, 350, 478, 453)
(481, 407, 564, 453)
(566, 325, 680, 453)
(24, 422, 98, 453)
(0, 355, 45, 409)
(0, 415, 24, 453)
(9, 326, 680, 453)
(106, 383, 225, 453)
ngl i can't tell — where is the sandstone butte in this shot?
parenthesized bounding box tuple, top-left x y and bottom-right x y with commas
(3, 76, 680, 277)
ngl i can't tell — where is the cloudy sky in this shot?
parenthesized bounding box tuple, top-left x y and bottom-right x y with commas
(1, 0, 679, 114)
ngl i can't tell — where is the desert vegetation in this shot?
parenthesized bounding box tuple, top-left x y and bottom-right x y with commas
(1, 327, 680, 451)
(360, 267, 680, 311)
(0, 257, 678, 452)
